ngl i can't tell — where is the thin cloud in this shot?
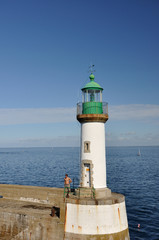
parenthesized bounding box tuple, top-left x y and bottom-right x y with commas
(0, 104, 159, 126)
(106, 132, 159, 146)
(0, 108, 76, 125)
(0, 136, 80, 148)
(109, 104, 159, 120)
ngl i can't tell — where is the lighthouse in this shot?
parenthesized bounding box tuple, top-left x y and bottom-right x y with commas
(77, 72, 110, 198)
(64, 70, 130, 240)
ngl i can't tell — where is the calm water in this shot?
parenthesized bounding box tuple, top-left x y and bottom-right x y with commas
(0, 146, 158, 240)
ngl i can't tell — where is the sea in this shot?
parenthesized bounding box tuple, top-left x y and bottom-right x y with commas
(0, 146, 158, 240)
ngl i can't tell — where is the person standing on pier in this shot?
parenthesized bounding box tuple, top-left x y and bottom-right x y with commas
(64, 174, 72, 198)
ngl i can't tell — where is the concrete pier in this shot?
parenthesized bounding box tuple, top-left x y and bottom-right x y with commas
(0, 184, 129, 240)
(0, 184, 65, 240)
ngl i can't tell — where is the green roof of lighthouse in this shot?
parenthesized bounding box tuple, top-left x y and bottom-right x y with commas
(82, 74, 103, 91)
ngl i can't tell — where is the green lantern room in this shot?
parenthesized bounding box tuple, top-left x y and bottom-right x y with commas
(82, 74, 103, 114)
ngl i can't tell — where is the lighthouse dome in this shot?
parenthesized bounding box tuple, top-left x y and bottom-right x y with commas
(82, 74, 103, 91)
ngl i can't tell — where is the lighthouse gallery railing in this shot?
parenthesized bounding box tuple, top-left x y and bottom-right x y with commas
(77, 102, 108, 115)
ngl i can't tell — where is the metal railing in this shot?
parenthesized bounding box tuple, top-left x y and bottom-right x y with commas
(77, 102, 108, 115)
(64, 186, 96, 199)
(75, 187, 96, 199)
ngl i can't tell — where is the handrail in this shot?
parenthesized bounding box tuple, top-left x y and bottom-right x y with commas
(74, 187, 96, 199)
(91, 187, 95, 199)
(63, 181, 96, 199)
(77, 102, 108, 115)
(64, 187, 96, 199)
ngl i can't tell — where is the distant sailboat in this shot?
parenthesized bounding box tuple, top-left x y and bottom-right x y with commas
(137, 148, 141, 156)
(51, 146, 54, 152)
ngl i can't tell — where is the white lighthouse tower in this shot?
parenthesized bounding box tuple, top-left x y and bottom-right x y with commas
(77, 72, 109, 198)
(64, 70, 130, 240)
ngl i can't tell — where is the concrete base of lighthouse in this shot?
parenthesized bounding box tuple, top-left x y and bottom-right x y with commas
(64, 192, 130, 240)
(64, 229, 129, 240)
(95, 187, 112, 199)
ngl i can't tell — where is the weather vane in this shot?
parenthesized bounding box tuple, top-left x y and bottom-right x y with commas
(88, 64, 96, 74)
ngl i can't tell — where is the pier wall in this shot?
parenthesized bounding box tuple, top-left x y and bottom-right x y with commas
(0, 184, 65, 240)
(0, 184, 64, 205)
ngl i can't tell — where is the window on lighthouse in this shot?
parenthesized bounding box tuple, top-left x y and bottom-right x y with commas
(84, 141, 90, 153)
(90, 92, 95, 102)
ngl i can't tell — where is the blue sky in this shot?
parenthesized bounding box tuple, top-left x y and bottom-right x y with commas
(0, 0, 159, 147)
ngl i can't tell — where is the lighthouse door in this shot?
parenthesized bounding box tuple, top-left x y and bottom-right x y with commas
(84, 163, 90, 187)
